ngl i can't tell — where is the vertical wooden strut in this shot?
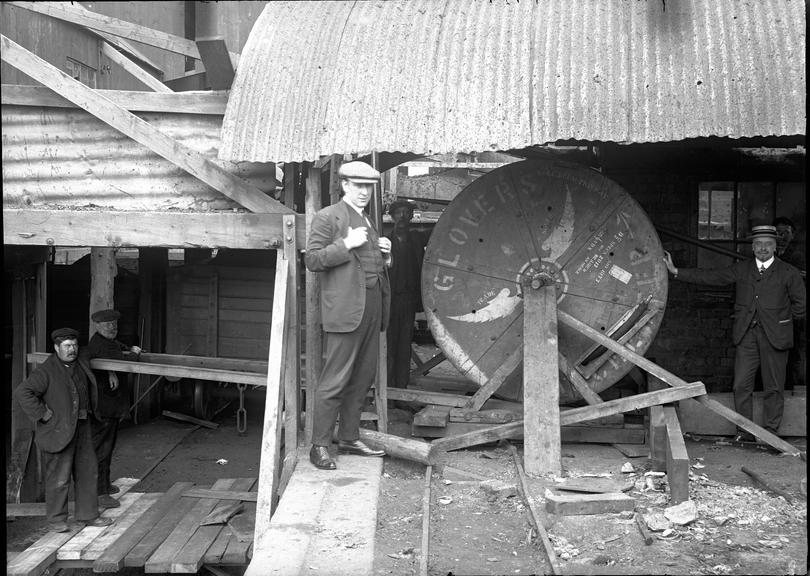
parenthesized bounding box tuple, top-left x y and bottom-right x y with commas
(522, 274, 561, 476)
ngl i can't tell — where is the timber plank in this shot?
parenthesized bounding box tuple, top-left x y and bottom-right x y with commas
(93, 482, 194, 573)
(57, 492, 144, 560)
(124, 490, 200, 567)
(663, 406, 690, 504)
(202, 479, 257, 565)
(556, 478, 633, 494)
(7, 526, 83, 576)
(100, 41, 171, 93)
(171, 478, 256, 573)
(221, 503, 256, 564)
(82, 493, 162, 560)
(546, 492, 636, 515)
(413, 405, 451, 428)
(144, 478, 237, 573)
(387, 387, 470, 407)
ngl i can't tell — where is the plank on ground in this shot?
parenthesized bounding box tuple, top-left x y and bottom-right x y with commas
(545, 492, 636, 515)
(82, 493, 163, 560)
(182, 488, 256, 502)
(93, 481, 194, 573)
(124, 488, 201, 567)
(144, 478, 238, 573)
(171, 477, 256, 573)
(7, 526, 84, 576)
(663, 406, 690, 505)
(57, 492, 145, 560)
(204, 479, 257, 566)
(221, 503, 256, 564)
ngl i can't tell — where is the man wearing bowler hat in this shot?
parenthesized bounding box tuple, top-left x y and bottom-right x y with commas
(85, 309, 142, 509)
(664, 225, 805, 441)
(14, 328, 113, 532)
(305, 160, 392, 469)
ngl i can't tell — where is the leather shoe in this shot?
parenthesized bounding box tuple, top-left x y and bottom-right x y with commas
(77, 516, 113, 528)
(49, 521, 70, 533)
(337, 439, 385, 457)
(107, 484, 120, 495)
(99, 494, 121, 509)
(310, 445, 336, 470)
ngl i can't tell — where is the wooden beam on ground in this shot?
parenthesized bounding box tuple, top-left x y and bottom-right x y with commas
(101, 42, 171, 93)
(162, 410, 218, 429)
(195, 37, 235, 90)
(662, 406, 690, 504)
(8, 1, 239, 65)
(545, 492, 636, 515)
(386, 387, 470, 407)
(252, 255, 290, 555)
(559, 382, 706, 426)
(413, 405, 451, 428)
(124, 492, 198, 568)
(359, 428, 436, 465)
(557, 309, 801, 456)
(4, 210, 304, 250)
(0, 36, 283, 215)
(431, 421, 522, 453)
(1, 84, 228, 114)
(6, 526, 84, 576)
(304, 165, 323, 445)
(523, 281, 560, 476)
(183, 488, 257, 502)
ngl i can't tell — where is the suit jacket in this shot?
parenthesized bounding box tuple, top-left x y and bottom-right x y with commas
(305, 200, 391, 333)
(678, 258, 806, 349)
(14, 353, 99, 453)
(82, 333, 132, 419)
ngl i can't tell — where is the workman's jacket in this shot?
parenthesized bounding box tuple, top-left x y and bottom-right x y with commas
(305, 200, 391, 333)
(15, 354, 99, 453)
(677, 258, 806, 349)
(83, 333, 133, 419)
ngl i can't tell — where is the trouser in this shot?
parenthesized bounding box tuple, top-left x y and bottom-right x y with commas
(733, 323, 789, 433)
(42, 418, 99, 525)
(386, 295, 417, 388)
(92, 416, 119, 495)
(788, 317, 806, 387)
(312, 284, 381, 446)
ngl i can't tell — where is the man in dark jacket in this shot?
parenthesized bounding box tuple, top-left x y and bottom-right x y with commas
(305, 160, 391, 470)
(14, 328, 113, 532)
(385, 199, 428, 389)
(84, 309, 142, 509)
(664, 225, 806, 441)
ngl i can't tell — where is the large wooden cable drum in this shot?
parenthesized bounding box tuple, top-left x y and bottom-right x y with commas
(421, 159, 668, 404)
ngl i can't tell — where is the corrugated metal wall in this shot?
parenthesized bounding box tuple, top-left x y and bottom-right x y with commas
(220, 0, 806, 163)
(2, 105, 275, 210)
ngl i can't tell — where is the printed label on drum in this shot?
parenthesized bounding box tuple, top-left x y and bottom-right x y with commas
(609, 264, 632, 284)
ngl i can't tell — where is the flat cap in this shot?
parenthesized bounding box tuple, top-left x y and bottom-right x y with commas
(338, 161, 380, 183)
(748, 225, 778, 240)
(91, 309, 121, 322)
(388, 199, 416, 215)
(51, 327, 79, 342)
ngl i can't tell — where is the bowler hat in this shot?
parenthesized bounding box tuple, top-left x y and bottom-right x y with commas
(748, 225, 778, 240)
(91, 309, 121, 322)
(338, 161, 380, 183)
(51, 327, 79, 342)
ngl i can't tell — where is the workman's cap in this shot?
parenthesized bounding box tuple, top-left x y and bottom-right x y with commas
(748, 225, 778, 240)
(91, 309, 121, 322)
(51, 327, 79, 342)
(388, 199, 416, 215)
(338, 161, 380, 183)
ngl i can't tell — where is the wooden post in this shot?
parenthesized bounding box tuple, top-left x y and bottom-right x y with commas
(89, 248, 117, 337)
(523, 277, 560, 476)
(662, 406, 690, 504)
(136, 248, 167, 423)
(371, 152, 388, 433)
(281, 214, 299, 480)
(304, 165, 323, 445)
(647, 373, 668, 471)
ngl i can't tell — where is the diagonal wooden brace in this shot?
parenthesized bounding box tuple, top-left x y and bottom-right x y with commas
(0, 35, 285, 215)
(557, 309, 801, 456)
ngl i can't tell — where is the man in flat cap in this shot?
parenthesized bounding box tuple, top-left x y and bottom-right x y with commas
(305, 160, 392, 469)
(664, 225, 805, 441)
(385, 199, 429, 391)
(14, 328, 113, 532)
(84, 309, 142, 508)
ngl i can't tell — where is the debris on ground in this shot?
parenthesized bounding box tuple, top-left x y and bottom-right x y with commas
(665, 499, 699, 525)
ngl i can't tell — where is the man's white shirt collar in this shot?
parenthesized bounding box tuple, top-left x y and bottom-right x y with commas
(757, 257, 775, 270)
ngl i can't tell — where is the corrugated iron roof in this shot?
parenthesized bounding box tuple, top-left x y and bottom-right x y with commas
(219, 0, 806, 163)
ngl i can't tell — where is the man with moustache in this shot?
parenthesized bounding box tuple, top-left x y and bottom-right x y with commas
(305, 161, 392, 470)
(664, 225, 806, 441)
(15, 328, 113, 532)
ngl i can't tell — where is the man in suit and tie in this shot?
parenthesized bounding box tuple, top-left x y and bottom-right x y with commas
(664, 225, 806, 441)
(305, 161, 392, 469)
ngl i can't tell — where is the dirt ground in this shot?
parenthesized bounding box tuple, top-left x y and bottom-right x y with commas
(6, 398, 807, 576)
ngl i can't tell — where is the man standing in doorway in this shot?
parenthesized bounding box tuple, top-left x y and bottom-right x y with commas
(85, 309, 142, 509)
(14, 328, 113, 532)
(305, 161, 392, 470)
(664, 225, 806, 441)
(773, 217, 806, 391)
(385, 199, 428, 390)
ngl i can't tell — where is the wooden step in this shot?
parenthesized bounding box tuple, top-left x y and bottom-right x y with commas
(245, 447, 382, 576)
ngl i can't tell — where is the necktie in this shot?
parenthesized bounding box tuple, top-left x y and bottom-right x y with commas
(759, 266, 765, 276)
